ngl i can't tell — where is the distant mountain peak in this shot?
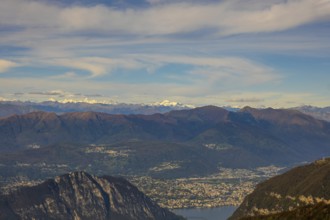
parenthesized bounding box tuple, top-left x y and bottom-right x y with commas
(239, 106, 324, 127)
(48, 98, 118, 105)
(191, 105, 228, 113)
(0, 100, 194, 117)
(151, 100, 194, 108)
(15, 111, 59, 121)
(165, 105, 229, 124)
(293, 105, 330, 122)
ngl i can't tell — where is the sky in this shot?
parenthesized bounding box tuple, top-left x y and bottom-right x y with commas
(0, 0, 330, 108)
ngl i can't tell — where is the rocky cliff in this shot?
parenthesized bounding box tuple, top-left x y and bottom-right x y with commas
(0, 171, 184, 220)
(229, 158, 330, 220)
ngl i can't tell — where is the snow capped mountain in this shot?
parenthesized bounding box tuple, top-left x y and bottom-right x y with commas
(151, 100, 195, 108)
(0, 99, 193, 117)
(48, 97, 118, 105)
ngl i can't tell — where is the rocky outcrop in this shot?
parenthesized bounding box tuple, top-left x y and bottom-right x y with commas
(239, 202, 330, 220)
(229, 158, 330, 220)
(0, 171, 184, 220)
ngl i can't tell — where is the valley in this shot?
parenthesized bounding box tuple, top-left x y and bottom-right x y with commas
(129, 165, 283, 208)
(0, 159, 284, 209)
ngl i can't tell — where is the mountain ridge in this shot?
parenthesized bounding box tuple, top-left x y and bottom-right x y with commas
(0, 106, 329, 167)
(229, 158, 330, 220)
(0, 171, 184, 220)
(0, 100, 192, 118)
(293, 105, 330, 122)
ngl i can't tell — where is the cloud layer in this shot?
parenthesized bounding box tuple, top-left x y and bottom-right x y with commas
(0, 59, 18, 73)
(0, 0, 329, 107)
(1, 0, 329, 36)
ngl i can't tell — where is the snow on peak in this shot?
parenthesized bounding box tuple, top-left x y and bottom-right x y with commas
(48, 98, 117, 105)
(157, 100, 179, 106)
(152, 100, 194, 108)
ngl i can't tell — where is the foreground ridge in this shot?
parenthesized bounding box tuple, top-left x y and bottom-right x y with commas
(229, 158, 330, 220)
(240, 202, 330, 220)
(0, 171, 184, 220)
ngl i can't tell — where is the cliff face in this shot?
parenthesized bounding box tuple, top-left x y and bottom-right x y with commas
(229, 158, 330, 220)
(0, 171, 184, 220)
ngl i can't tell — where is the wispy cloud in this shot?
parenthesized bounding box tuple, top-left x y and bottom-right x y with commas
(1, 0, 329, 77)
(1, 0, 329, 37)
(11, 89, 114, 104)
(46, 57, 143, 78)
(0, 0, 329, 107)
(217, 0, 330, 35)
(0, 59, 18, 73)
(126, 54, 280, 86)
(28, 90, 66, 96)
(145, 0, 162, 5)
(226, 98, 264, 103)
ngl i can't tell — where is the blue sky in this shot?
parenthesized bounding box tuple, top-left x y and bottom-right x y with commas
(0, 0, 330, 107)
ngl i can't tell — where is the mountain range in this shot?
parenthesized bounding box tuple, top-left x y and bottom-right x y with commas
(0, 100, 191, 117)
(229, 158, 330, 220)
(2, 100, 330, 122)
(0, 171, 184, 220)
(0, 106, 329, 180)
(293, 105, 330, 122)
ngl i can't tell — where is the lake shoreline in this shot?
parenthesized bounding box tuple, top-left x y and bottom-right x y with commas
(172, 206, 237, 220)
(171, 204, 238, 210)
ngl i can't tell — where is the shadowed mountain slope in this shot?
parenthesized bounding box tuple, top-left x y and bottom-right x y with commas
(229, 158, 330, 220)
(294, 105, 330, 122)
(240, 202, 330, 220)
(0, 106, 330, 171)
(0, 171, 184, 220)
(0, 100, 191, 118)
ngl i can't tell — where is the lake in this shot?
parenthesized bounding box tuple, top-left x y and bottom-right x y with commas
(172, 206, 237, 220)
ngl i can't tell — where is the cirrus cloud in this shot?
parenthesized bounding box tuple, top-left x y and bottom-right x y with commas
(0, 59, 18, 73)
(0, 0, 329, 37)
(0, 0, 329, 107)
